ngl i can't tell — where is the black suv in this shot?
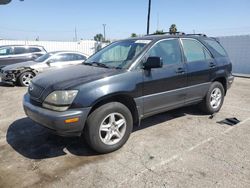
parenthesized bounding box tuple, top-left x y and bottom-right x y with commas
(0, 45, 46, 68)
(23, 34, 234, 153)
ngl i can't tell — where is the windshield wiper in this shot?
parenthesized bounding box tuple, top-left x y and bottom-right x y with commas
(83, 62, 110, 69)
(83, 62, 93, 66)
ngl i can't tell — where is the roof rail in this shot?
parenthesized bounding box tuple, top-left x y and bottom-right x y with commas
(185, 34, 207, 37)
(146, 32, 186, 36)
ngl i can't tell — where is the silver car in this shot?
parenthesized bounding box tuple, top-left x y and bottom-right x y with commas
(0, 51, 88, 86)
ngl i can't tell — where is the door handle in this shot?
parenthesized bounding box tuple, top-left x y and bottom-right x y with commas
(176, 67, 185, 74)
(209, 62, 216, 68)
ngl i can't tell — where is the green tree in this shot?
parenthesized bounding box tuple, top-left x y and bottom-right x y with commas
(94, 34, 104, 42)
(169, 24, 177, 34)
(131, 33, 138, 37)
(153, 30, 165, 35)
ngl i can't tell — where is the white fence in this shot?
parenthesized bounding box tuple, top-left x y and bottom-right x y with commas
(0, 40, 98, 56)
(218, 35, 250, 75)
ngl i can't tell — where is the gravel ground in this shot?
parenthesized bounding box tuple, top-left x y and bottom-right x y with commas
(0, 77, 249, 188)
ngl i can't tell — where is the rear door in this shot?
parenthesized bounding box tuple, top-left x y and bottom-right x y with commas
(142, 38, 187, 116)
(12, 46, 33, 63)
(180, 38, 214, 104)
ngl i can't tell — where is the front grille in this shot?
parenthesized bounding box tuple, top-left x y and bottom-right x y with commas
(28, 82, 45, 100)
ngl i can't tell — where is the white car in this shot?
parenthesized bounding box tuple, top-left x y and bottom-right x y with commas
(0, 51, 88, 86)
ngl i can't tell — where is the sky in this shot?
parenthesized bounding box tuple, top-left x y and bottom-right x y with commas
(0, 0, 250, 41)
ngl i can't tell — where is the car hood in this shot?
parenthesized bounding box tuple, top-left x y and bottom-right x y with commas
(2, 61, 37, 71)
(32, 64, 124, 90)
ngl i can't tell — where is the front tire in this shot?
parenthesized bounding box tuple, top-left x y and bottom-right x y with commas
(18, 71, 35, 87)
(84, 102, 133, 153)
(200, 81, 225, 114)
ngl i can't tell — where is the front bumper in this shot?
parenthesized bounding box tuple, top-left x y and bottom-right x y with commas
(23, 94, 91, 137)
(227, 74, 234, 89)
(0, 72, 16, 84)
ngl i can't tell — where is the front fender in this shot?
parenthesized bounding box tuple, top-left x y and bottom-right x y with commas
(72, 70, 143, 108)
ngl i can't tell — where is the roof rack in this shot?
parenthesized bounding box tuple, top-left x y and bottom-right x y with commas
(147, 32, 186, 36)
(185, 34, 207, 37)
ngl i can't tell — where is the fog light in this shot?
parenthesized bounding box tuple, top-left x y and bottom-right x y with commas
(65, 118, 79, 124)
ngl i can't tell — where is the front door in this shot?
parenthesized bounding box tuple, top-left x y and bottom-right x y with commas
(142, 38, 187, 116)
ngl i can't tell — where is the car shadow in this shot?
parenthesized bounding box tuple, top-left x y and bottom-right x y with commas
(133, 105, 206, 132)
(7, 118, 99, 160)
(0, 82, 15, 87)
(7, 106, 206, 160)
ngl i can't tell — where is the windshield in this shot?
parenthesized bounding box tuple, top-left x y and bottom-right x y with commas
(85, 39, 151, 69)
(34, 53, 52, 62)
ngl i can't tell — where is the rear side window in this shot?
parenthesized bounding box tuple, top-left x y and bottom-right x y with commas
(148, 39, 182, 65)
(29, 47, 41, 53)
(204, 39, 227, 57)
(73, 54, 86, 60)
(49, 54, 69, 63)
(182, 39, 212, 62)
(14, 47, 29, 55)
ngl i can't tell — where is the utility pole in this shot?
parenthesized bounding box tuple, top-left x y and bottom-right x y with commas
(74, 26, 78, 42)
(103, 24, 106, 42)
(157, 12, 159, 31)
(147, 0, 151, 35)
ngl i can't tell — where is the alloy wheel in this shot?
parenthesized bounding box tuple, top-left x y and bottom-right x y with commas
(99, 112, 127, 145)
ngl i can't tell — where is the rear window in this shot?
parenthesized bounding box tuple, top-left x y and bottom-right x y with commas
(204, 39, 227, 57)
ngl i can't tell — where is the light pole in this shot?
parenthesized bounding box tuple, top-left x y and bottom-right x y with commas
(103, 24, 106, 42)
(147, 0, 151, 35)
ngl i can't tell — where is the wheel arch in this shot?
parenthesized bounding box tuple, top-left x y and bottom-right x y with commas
(212, 77, 227, 95)
(88, 93, 140, 127)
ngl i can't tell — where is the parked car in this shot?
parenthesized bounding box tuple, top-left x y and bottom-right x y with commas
(23, 34, 234, 153)
(0, 45, 46, 68)
(0, 51, 88, 86)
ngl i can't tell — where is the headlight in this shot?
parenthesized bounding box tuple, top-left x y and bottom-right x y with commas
(5, 70, 16, 74)
(42, 90, 78, 111)
(6, 68, 24, 74)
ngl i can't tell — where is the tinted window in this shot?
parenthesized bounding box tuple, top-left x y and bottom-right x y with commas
(35, 53, 52, 62)
(62, 53, 86, 61)
(29, 47, 41, 53)
(73, 54, 86, 60)
(14, 47, 29, 55)
(148, 39, 182, 65)
(0, 47, 13, 56)
(182, 39, 212, 62)
(204, 39, 227, 56)
(49, 54, 69, 63)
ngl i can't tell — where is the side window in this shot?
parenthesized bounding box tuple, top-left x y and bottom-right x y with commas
(204, 39, 227, 57)
(29, 47, 41, 53)
(0, 47, 13, 56)
(72, 54, 86, 61)
(182, 39, 212, 62)
(14, 47, 29, 55)
(49, 54, 69, 63)
(148, 39, 182, 65)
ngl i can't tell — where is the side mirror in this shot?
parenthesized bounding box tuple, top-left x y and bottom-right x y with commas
(143, 57, 163, 69)
(46, 60, 52, 65)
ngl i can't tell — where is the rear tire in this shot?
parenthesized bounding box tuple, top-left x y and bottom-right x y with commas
(84, 102, 133, 153)
(200, 81, 225, 114)
(18, 71, 35, 87)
